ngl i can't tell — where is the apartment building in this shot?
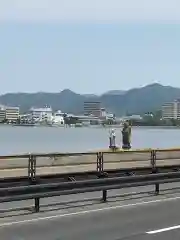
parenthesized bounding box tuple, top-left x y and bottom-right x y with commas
(84, 101, 101, 117)
(162, 99, 180, 119)
(0, 105, 6, 122)
(5, 106, 20, 122)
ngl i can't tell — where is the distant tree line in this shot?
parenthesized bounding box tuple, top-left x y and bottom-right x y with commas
(131, 110, 180, 127)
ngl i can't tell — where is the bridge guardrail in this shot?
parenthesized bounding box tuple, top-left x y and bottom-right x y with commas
(0, 148, 180, 180)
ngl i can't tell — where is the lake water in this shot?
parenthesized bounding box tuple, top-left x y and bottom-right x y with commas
(0, 125, 180, 155)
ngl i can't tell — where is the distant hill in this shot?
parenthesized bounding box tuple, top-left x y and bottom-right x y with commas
(1, 83, 180, 116)
(82, 94, 98, 98)
(102, 90, 126, 95)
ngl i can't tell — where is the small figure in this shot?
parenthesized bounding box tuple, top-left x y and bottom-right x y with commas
(109, 128, 116, 149)
(122, 121, 131, 149)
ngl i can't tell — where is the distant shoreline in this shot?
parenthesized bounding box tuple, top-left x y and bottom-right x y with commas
(0, 123, 180, 130)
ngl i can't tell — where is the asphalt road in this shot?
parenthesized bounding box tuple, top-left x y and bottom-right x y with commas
(1, 183, 180, 239)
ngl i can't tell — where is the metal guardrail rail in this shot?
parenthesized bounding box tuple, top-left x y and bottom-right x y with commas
(1, 171, 180, 213)
(1, 164, 180, 188)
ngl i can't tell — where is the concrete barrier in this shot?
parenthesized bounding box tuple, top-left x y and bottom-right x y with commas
(0, 155, 98, 169)
(156, 149, 180, 161)
(103, 151, 151, 163)
(0, 151, 152, 170)
(1, 148, 180, 168)
(1, 159, 180, 178)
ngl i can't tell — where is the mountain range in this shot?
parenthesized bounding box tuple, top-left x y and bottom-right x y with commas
(1, 83, 180, 116)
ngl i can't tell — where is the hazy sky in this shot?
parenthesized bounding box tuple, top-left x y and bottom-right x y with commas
(0, 0, 180, 94)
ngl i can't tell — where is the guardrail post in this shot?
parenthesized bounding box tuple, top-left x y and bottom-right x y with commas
(155, 183, 160, 195)
(98, 171, 108, 202)
(97, 152, 104, 173)
(102, 189, 107, 202)
(151, 150, 159, 195)
(34, 198, 40, 212)
(96, 152, 107, 202)
(28, 154, 39, 212)
(151, 150, 156, 170)
(28, 154, 36, 182)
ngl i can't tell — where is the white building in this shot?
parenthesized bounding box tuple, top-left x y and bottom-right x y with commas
(0, 105, 20, 122)
(100, 108, 115, 120)
(68, 114, 100, 125)
(122, 115, 142, 121)
(52, 110, 65, 125)
(162, 100, 180, 119)
(100, 108, 107, 117)
(29, 106, 53, 121)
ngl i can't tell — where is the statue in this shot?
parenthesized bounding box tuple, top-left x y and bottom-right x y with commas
(122, 121, 131, 149)
(109, 128, 116, 149)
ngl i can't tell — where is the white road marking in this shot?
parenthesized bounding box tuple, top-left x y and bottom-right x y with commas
(147, 225, 180, 234)
(0, 195, 180, 228)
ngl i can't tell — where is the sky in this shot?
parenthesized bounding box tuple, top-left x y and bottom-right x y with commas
(0, 0, 180, 94)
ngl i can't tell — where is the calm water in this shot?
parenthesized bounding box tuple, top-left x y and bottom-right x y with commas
(0, 125, 180, 155)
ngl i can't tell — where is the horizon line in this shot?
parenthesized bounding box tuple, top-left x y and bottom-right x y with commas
(0, 83, 178, 95)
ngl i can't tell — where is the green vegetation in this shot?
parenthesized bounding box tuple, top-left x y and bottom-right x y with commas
(130, 111, 180, 127)
(101, 119, 115, 125)
(64, 116, 81, 125)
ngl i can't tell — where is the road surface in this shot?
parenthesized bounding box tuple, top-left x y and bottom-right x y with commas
(1, 183, 180, 239)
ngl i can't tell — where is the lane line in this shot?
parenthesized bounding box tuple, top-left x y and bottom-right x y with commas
(1, 195, 180, 228)
(147, 225, 180, 234)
